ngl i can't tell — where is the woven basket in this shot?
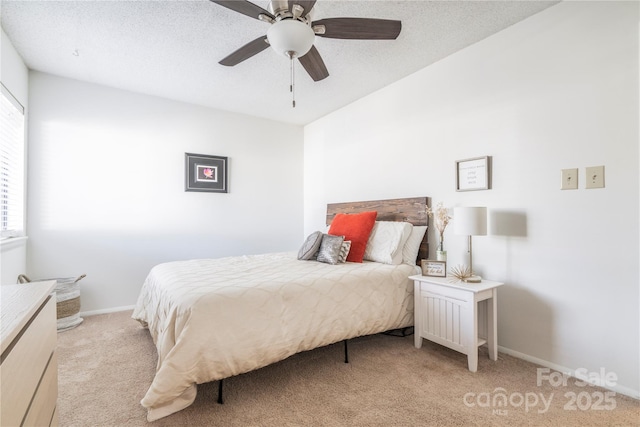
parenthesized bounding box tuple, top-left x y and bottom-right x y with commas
(17, 274, 86, 331)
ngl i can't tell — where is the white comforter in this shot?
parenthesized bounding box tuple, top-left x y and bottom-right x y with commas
(132, 252, 418, 421)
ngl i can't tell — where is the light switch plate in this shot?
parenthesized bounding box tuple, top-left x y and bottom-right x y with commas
(561, 168, 578, 190)
(585, 165, 605, 189)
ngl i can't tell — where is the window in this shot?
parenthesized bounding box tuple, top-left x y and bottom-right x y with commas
(0, 83, 25, 238)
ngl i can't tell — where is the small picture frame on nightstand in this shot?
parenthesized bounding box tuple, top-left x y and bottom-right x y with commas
(421, 260, 446, 277)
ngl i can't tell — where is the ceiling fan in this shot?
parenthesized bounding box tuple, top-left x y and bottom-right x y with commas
(210, 0, 402, 106)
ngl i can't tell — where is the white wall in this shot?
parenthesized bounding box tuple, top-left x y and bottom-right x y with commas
(1, 29, 28, 103)
(304, 2, 639, 397)
(27, 72, 303, 312)
(1, 28, 29, 285)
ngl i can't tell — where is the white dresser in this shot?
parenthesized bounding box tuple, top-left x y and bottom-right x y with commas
(1, 280, 59, 427)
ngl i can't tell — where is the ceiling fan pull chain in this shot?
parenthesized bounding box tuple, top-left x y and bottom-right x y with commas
(289, 52, 296, 108)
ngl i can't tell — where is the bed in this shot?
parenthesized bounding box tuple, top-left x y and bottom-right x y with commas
(132, 197, 429, 421)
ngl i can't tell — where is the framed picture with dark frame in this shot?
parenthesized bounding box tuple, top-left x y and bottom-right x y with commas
(456, 156, 491, 191)
(185, 153, 228, 193)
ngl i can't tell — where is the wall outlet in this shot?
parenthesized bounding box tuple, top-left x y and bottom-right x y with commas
(585, 165, 605, 189)
(561, 168, 578, 190)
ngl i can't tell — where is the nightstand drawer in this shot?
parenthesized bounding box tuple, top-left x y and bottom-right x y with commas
(418, 281, 471, 303)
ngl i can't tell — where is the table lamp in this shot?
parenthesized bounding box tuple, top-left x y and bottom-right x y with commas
(454, 207, 487, 283)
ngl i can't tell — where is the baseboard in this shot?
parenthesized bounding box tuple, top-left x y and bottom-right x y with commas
(498, 345, 640, 400)
(79, 305, 135, 317)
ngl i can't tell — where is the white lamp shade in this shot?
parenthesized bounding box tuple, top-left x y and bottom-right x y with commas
(454, 207, 487, 236)
(267, 19, 315, 58)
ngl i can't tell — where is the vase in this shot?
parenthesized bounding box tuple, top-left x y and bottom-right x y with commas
(436, 241, 447, 262)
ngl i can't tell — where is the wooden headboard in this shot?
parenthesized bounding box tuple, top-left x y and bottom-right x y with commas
(326, 197, 430, 262)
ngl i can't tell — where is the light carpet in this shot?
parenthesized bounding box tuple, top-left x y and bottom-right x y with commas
(56, 310, 639, 426)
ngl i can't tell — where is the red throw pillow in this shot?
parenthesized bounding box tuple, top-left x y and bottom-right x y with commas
(328, 211, 377, 263)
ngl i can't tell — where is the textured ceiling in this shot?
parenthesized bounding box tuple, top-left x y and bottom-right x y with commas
(1, 0, 558, 125)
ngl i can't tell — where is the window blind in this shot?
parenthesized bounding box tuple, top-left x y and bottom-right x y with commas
(0, 83, 25, 238)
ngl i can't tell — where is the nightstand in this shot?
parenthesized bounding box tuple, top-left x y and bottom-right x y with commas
(409, 275, 504, 372)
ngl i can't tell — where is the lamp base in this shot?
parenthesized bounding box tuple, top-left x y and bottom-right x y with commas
(464, 275, 482, 283)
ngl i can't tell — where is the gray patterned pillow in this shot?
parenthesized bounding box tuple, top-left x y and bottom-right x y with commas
(316, 234, 345, 265)
(338, 240, 351, 263)
(297, 231, 323, 260)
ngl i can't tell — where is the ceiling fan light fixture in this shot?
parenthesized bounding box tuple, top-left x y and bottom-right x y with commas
(266, 19, 315, 58)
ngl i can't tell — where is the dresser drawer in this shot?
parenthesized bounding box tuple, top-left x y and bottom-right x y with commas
(1, 295, 57, 427)
(23, 351, 58, 426)
(51, 405, 59, 427)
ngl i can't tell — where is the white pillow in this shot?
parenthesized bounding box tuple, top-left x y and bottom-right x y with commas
(364, 221, 413, 265)
(402, 225, 427, 265)
(392, 223, 413, 264)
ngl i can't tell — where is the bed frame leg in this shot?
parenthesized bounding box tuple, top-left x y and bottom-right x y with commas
(344, 340, 349, 363)
(217, 379, 224, 404)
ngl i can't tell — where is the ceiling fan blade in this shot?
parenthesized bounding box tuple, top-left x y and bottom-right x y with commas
(313, 18, 401, 40)
(288, 0, 316, 16)
(298, 45, 329, 82)
(219, 36, 270, 66)
(210, 0, 274, 21)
